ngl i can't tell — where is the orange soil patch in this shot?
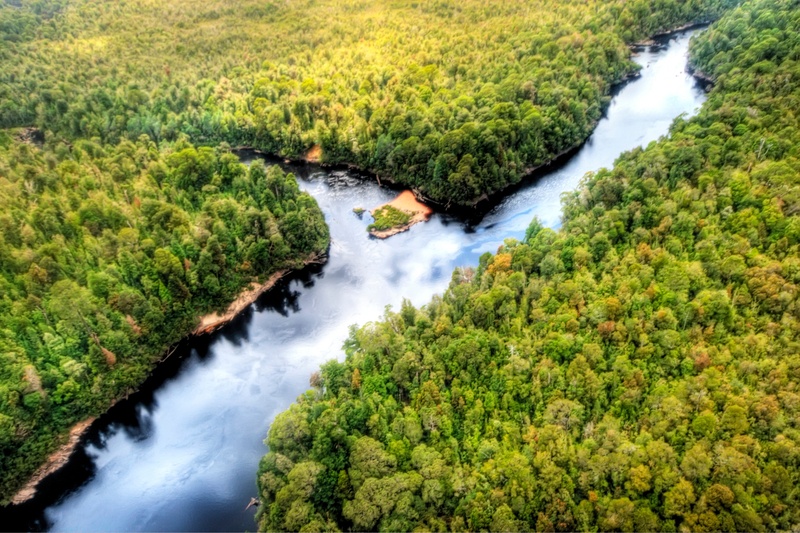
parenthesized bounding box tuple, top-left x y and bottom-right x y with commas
(369, 190, 433, 239)
(304, 145, 322, 163)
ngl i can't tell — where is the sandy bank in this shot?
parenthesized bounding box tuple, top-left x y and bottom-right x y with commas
(194, 254, 326, 335)
(11, 418, 96, 505)
(369, 190, 433, 239)
(303, 145, 322, 163)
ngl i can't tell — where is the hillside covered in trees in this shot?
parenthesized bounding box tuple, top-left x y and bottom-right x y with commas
(1, 0, 735, 205)
(256, 0, 800, 530)
(0, 133, 329, 501)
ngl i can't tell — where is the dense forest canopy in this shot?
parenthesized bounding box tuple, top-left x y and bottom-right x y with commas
(0, 0, 736, 205)
(0, 132, 329, 501)
(256, 0, 800, 530)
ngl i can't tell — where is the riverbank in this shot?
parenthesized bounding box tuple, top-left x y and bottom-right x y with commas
(368, 191, 433, 239)
(686, 63, 715, 89)
(194, 253, 326, 334)
(303, 145, 322, 163)
(8, 253, 327, 507)
(631, 20, 712, 49)
(10, 419, 95, 505)
(234, 28, 710, 224)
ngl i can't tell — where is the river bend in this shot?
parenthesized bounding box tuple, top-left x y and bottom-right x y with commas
(2, 28, 705, 532)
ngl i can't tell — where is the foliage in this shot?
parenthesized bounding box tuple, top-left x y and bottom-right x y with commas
(257, 0, 800, 530)
(0, 0, 736, 205)
(0, 0, 739, 508)
(0, 134, 328, 502)
(368, 205, 412, 233)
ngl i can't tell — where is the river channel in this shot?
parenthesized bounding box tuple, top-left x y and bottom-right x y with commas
(3, 28, 706, 532)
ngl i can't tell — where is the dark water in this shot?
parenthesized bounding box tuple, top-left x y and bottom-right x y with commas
(2, 29, 706, 532)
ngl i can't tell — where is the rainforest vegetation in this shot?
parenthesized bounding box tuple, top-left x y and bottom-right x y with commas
(0, 0, 743, 508)
(0, 134, 329, 501)
(0, 0, 736, 205)
(257, 0, 800, 530)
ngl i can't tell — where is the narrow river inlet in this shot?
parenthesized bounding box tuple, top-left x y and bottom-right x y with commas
(4, 28, 706, 532)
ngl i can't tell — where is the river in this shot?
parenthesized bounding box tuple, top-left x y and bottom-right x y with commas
(2, 28, 706, 532)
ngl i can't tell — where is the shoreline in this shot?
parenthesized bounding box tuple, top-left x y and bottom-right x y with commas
(369, 223, 417, 239)
(630, 20, 712, 49)
(10, 418, 95, 505)
(234, 27, 711, 222)
(194, 267, 298, 335)
(194, 253, 326, 336)
(8, 253, 327, 507)
(686, 63, 715, 89)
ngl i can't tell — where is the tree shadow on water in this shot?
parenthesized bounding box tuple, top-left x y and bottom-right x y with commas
(253, 263, 324, 317)
(0, 445, 93, 532)
(0, 341, 216, 530)
(217, 306, 254, 347)
(0, 263, 327, 531)
(0, 389, 163, 531)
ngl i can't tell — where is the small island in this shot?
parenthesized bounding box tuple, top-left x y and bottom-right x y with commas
(367, 190, 433, 238)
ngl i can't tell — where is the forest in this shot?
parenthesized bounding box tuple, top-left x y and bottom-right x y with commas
(0, 0, 736, 205)
(257, 0, 800, 530)
(0, 133, 329, 500)
(0, 0, 746, 510)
